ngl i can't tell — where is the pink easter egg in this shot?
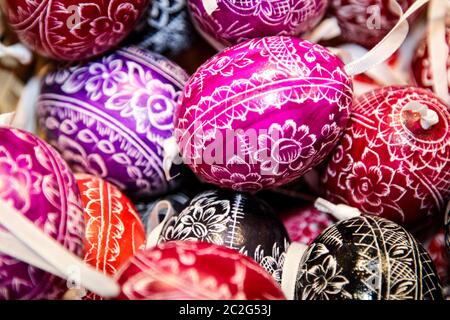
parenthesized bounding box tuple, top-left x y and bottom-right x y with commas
(175, 36, 353, 192)
(188, 0, 328, 48)
(322, 86, 450, 235)
(0, 127, 84, 300)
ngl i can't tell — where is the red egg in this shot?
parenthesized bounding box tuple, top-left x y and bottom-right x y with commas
(322, 86, 450, 236)
(424, 230, 449, 286)
(280, 204, 336, 245)
(115, 241, 286, 300)
(76, 174, 146, 299)
(329, 0, 416, 48)
(411, 18, 450, 95)
(0, 0, 149, 61)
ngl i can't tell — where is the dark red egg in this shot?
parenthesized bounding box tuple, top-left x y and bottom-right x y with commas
(322, 86, 450, 235)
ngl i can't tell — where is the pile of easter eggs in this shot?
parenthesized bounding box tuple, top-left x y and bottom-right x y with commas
(0, 0, 448, 301)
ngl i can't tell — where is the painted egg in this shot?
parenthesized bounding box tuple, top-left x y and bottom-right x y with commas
(75, 174, 146, 300)
(446, 201, 450, 254)
(0, 0, 150, 61)
(115, 241, 286, 300)
(411, 19, 450, 95)
(424, 230, 449, 286)
(296, 216, 443, 300)
(322, 86, 450, 235)
(38, 46, 190, 200)
(280, 204, 336, 245)
(0, 127, 84, 300)
(130, 0, 196, 56)
(158, 189, 290, 283)
(175, 36, 353, 192)
(188, 0, 328, 48)
(329, 0, 416, 48)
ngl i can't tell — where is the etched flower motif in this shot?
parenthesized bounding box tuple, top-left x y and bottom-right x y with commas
(256, 120, 316, 175)
(204, 156, 276, 192)
(61, 57, 128, 101)
(162, 195, 231, 244)
(300, 254, 350, 300)
(338, 148, 407, 217)
(0, 147, 42, 213)
(85, 2, 140, 48)
(255, 241, 288, 283)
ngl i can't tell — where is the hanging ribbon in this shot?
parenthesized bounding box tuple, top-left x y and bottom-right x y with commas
(0, 201, 120, 298)
(202, 0, 218, 15)
(427, 0, 449, 105)
(0, 12, 32, 65)
(163, 136, 181, 181)
(303, 17, 341, 43)
(146, 200, 175, 248)
(0, 111, 14, 126)
(281, 242, 308, 300)
(345, 0, 430, 77)
(314, 198, 361, 221)
(12, 75, 42, 133)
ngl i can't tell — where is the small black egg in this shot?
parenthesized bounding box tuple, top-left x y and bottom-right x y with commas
(158, 189, 290, 283)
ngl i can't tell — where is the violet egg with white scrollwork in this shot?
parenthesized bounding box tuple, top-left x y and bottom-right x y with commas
(157, 189, 291, 283)
(38, 46, 190, 200)
(296, 216, 443, 300)
(0, 127, 84, 300)
(175, 36, 353, 192)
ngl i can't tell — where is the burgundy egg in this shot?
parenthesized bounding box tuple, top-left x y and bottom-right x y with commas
(115, 241, 286, 300)
(280, 204, 336, 245)
(38, 46, 189, 200)
(329, 0, 416, 48)
(411, 18, 450, 95)
(0, 0, 150, 61)
(322, 86, 450, 235)
(0, 127, 84, 300)
(175, 36, 353, 192)
(424, 229, 449, 286)
(188, 0, 328, 48)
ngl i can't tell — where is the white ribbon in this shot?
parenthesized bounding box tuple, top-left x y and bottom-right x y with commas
(0, 111, 15, 126)
(0, 42, 33, 65)
(163, 136, 182, 181)
(403, 101, 439, 129)
(202, 0, 218, 15)
(345, 0, 430, 76)
(314, 198, 361, 221)
(427, 0, 449, 105)
(0, 201, 120, 298)
(281, 242, 308, 300)
(12, 75, 42, 133)
(146, 200, 175, 248)
(303, 17, 341, 43)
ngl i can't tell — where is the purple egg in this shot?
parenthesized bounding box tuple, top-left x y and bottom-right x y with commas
(0, 127, 84, 300)
(175, 36, 353, 192)
(188, 0, 328, 47)
(38, 46, 190, 200)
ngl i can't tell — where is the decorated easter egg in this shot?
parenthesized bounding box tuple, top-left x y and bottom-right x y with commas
(75, 174, 146, 299)
(0, 127, 84, 300)
(322, 86, 450, 235)
(157, 189, 290, 282)
(424, 230, 449, 286)
(188, 0, 328, 48)
(175, 36, 353, 192)
(0, 0, 150, 61)
(411, 18, 450, 96)
(446, 201, 450, 254)
(131, 0, 196, 56)
(115, 241, 286, 300)
(329, 0, 415, 48)
(38, 46, 189, 200)
(280, 204, 336, 245)
(296, 216, 443, 300)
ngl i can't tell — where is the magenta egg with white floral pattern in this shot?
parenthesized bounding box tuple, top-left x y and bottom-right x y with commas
(188, 0, 328, 48)
(175, 36, 353, 192)
(38, 46, 190, 200)
(322, 86, 450, 236)
(0, 127, 84, 300)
